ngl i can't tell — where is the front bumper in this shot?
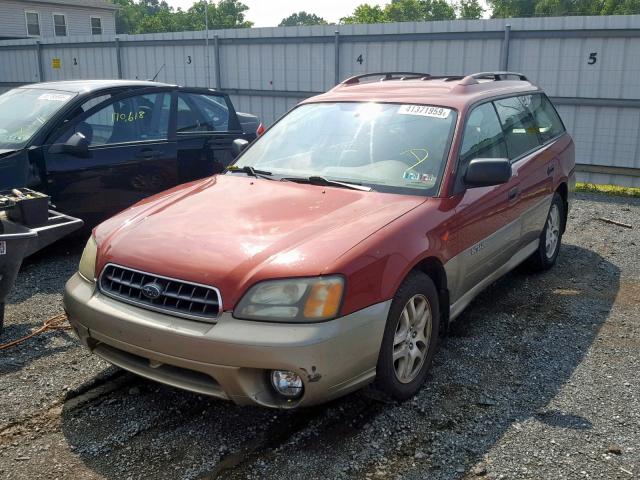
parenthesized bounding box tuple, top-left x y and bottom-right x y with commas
(63, 273, 390, 408)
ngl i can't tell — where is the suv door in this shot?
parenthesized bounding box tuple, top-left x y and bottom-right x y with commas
(446, 102, 521, 310)
(517, 93, 566, 245)
(174, 89, 247, 182)
(44, 88, 176, 224)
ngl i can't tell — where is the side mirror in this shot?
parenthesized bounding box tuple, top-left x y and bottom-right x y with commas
(464, 158, 512, 187)
(232, 138, 249, 157)
(49, 132, 90, 158)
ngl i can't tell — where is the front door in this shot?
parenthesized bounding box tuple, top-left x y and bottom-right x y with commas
(445, 101, 521, 308)
(44, 89, 176, 224)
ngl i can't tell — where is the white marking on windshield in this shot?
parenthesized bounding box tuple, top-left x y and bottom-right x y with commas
(397, 105, 451, 119)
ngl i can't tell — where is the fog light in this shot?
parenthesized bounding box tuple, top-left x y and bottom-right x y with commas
(270, 370, 304, 398)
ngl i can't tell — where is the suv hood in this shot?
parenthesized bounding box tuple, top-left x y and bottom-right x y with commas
(95, 175, 426, 309)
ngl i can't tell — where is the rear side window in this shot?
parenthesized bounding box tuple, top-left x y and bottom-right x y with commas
(493, 96, 541, 160)
(529, 94, 565, 143)
(459, 102, 507, 173)
(176, 93, 230, 133)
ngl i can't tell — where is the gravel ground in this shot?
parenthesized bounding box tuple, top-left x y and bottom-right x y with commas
(0, 192, 638, 480)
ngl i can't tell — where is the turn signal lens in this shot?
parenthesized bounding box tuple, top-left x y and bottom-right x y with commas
(256, 123, 265, 136)
(303, 278, 343, 319)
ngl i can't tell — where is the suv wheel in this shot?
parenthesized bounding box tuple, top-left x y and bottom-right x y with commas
(374, 272, 439, 401)
(527, 192, 564, 271)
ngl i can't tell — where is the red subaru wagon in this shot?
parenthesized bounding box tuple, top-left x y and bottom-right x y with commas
(64, 72, 575, 408)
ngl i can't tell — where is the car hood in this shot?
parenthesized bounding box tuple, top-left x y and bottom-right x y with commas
(95, 175, 426, 309)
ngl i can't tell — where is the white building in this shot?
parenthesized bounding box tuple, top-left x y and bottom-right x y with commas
(0, 0, 118, 39)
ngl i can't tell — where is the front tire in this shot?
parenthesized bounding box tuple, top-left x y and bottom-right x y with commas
(527, 192, 564, 271)
(374, 272, 440, 401)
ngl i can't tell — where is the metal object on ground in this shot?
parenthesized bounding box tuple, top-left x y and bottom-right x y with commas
(0, 204, 83, 334)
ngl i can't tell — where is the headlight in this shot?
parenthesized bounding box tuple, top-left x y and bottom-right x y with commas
(78, 235, 97, 282)
(234, 276, 344, 322)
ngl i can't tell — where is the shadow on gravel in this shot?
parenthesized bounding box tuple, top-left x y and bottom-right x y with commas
(0, 236, 84, 373)
(58, 244, 619, 480)
(0, 324, 75, 375)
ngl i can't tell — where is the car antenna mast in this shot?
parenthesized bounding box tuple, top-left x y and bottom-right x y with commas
(149, 64, 166, 82)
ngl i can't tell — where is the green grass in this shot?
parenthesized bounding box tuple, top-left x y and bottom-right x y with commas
(576, 182, 640, 198)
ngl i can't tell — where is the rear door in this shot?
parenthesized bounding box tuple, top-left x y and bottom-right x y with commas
(44, 88, 176, 223)
(517, 93, 566, 245)
(174, 89, 248, 182)
(446, 101, 521, 305)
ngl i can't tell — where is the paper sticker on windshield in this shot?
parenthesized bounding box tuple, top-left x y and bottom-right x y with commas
(398, 105, 451, 119)
(38, 93, 72, 102)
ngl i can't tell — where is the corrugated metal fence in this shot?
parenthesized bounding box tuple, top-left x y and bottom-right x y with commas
(1, 15, 640, 186)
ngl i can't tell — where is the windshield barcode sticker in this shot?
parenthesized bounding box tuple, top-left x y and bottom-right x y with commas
(0, 241, 5, 255)
(38, 93, 72, 102)
(398, 105, 451, 119)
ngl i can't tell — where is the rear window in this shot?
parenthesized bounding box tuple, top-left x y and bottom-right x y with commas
(529, 94, 565, 143)
(493, 96, 541, 160)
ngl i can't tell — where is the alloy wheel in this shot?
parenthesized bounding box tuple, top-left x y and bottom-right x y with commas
(392, 294, 432, 383)
(545, 203, 560, 259)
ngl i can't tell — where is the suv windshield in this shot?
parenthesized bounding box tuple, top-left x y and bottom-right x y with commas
(234, 102, 457, 195)
(0, 88, 76, 149)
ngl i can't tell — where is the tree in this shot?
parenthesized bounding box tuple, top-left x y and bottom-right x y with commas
(458, 0, 485, 18)
(487, 0, 640, 17)
(486, 0, 537, 17)
(340, 4, 387, 23)
(279, 11, 328, 26)
(113, 0, 252, 34)
(341, 0, 456, 23)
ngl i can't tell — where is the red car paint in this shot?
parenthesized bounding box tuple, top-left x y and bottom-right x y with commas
(93, 78, 575, 318)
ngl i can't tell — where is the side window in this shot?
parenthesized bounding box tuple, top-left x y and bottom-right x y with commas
(73, 92, 170, 146)
(176, 92, 229, 133)
(459, 102, 507, 173)
(493, 95, 541, 160)
(528, 94, 565, 143)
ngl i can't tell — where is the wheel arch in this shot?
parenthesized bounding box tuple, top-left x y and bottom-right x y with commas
(556, 182, 569, 233)
(410, 256, 450, 334)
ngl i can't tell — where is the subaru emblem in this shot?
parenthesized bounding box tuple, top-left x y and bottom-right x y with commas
(141, 282, 163, 300)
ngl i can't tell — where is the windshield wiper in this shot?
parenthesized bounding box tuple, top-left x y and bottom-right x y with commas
(227, 165, 274, 180)
(283, 176, 371, 192)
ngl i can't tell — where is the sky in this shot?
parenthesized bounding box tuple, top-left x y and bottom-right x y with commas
(165, 0, 393, 27)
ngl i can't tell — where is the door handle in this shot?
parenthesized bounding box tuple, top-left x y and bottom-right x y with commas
(508, 187, 519, 201)
(547, 164, 555, 176)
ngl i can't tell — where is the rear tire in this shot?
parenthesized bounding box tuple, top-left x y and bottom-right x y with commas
(527, 192, 564, 271)
(374, 272, 440, 401)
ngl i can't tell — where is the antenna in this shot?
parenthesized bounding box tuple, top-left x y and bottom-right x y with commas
(149, 64, 166, 82)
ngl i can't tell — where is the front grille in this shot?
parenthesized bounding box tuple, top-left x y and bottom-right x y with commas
(98, 264, 221, 322)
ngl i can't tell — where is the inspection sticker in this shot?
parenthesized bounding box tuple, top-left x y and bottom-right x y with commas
(398, 104, 451, 119)
(0, 241, 6, 255)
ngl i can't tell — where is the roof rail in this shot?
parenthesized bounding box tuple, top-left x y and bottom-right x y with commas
(341, 72, 432, 85)
(339, 71, 530, 87)
(461, 71, 529, 85)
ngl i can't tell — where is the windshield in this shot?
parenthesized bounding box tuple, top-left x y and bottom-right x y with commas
(0, 88, 76, 149)
(234, 102, 457, 195)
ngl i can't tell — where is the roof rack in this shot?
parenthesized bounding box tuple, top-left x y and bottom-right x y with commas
(340, 71, 529, 87)
(342, 72, 432, 85)
(459, 71, 529, 85)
